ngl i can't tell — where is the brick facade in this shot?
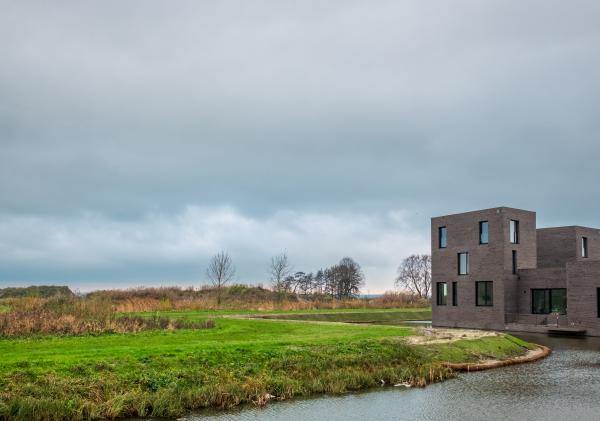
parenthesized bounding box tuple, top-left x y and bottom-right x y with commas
(431, 206, 600, 336)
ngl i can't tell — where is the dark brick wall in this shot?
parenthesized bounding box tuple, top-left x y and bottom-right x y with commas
(513, 267, 567, 325)
(566, 261, 600, 336)
(537, 226, 600, 267)
(537, 227, 577, 268)
(431, 207, 536, 329)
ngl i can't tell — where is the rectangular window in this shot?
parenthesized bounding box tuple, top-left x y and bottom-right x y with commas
(510, 220, 519, 244)
(597, 288, 600, 318)
(452, 282, 457, 306)
(532, 288, 566, 315)
(439, 226, 447, 248)
(582, 237, 588, 258)
(458, 252, 469, 275)
(436, 282, 447, 306)
(479, 221, 489, 244)
(512, 250, 517, 274)
(476, 281, 493, 306)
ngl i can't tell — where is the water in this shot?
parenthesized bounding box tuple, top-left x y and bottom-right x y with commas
(187, 333, 600, 421)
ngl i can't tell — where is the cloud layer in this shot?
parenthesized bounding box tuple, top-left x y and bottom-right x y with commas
(1, 1, 600, 290)
(0, 207, 427, 291)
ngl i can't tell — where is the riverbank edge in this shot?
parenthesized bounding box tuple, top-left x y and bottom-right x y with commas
(0, 326, 533, 421)
(442, 344, 550, 372)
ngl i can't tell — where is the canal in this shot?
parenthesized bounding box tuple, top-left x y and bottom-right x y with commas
(188, 332, 600, 420)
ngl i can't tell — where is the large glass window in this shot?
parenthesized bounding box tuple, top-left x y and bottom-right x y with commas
(436, 282, 447, 306)
(476, 281, 493, 306)
(532, 288, 566, 315)
(458, 252, 469, 275)
(510, 220, 519, 244)
(452, 282, 457, 306)
(582, 237, 588, 258)
(479, 221, 489, 244)
(439, 226, 447, 248)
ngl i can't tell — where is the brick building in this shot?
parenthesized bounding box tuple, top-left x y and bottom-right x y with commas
(431, 206, 600, 336)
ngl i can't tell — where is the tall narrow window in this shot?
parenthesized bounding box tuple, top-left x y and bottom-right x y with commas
(510, 220, 519, 244)
(597, 288, 600, 318)
(479, 221, 489, 244)
(439, 226, 447, 248)
(476, 281, 493, 306)
(582, 237, 588, 258)
(458, 252, 469, 275)
(436, 282, 447, 306)
(452, 282, 457, 306)
(512, 250, 518, 274)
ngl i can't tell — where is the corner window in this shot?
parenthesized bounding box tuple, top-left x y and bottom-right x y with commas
(439, 226, 447, 248)
(479, 221, 489, 244)
(510, 220, 519, 244)
(582, 237, 588, 258)
(532, 288, 566, 315)
(452, 281, 457, 306)
(512, 250, 517, 275)
(458, 252, 469, 275)
(476, 281, 493, 306)
(436, 282, 447, 306)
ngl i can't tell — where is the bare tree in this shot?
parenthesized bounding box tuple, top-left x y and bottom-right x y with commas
(269, 253, 292, 295)
(395, 254, 431, 298)
(332, 257, 365, 299)
(206, 251, 236, 306)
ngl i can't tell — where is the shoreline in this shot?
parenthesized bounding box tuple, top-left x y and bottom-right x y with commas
(442, 344, 551, 372)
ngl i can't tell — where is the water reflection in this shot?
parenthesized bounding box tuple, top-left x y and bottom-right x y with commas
(187, 333, 600, 421)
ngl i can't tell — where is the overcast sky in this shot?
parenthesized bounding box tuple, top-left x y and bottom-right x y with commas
(1, 1, 600, 292)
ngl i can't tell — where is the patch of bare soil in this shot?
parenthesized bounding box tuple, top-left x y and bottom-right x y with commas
(405, 327, 499, 345)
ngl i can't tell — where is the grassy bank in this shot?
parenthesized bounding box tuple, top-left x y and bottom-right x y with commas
(0, 315, 532, 421)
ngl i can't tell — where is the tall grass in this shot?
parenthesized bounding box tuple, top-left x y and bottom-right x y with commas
(88, 285, 429, 312)
(0, 296, 213, 337)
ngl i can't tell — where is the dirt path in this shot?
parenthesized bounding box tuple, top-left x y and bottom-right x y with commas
(404, 327, 499, 344)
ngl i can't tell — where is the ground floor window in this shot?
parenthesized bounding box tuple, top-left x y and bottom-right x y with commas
(532, 288, 566, 315)
(436, 282, 447, 306)
(476, 281, 493, 306)
(452, 281, 457, 306)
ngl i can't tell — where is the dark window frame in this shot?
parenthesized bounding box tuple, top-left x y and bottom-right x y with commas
(479, 221, 489, 244)
(531, 288, 567, 315)
(510, 220, 519, 244)
(476, 281, 493, 307)
(457, 252, 469, 275)
(452, 281, 457, 306)
(597, 288, 600, 318)
(436, 282, 447, 306)
(582, 237, 588, 258)
(439, 226, 447, 249)
(512, 250, 517, 275)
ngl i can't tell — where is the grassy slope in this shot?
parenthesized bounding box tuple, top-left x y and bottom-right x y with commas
(0, 313, 530, 421)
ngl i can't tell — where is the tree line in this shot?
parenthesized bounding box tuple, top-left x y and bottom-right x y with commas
(206, 250, 431, 305)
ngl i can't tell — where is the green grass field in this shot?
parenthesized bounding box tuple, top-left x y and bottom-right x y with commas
(252, 308, 432, 324)
(0, 309, 531, 421)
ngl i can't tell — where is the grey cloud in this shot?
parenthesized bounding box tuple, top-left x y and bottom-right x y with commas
(1, 1, 600, 288)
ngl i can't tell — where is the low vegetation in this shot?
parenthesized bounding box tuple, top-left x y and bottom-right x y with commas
(0, 286, 535, 421)
(0, 285, 74, 299)
(0, 317, 531, 421)
(0, 296, 214, 337)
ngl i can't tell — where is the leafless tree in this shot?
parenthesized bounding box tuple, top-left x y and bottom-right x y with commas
(269, 253, 292, 295)
(395, 254, 431, 298)
(328, 257, 365, 299)
(206, 251, 236, 306)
